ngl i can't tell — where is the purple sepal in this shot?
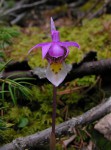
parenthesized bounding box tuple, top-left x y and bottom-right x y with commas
(58, 41, 80, 49)
(42, 43, 52, 58)
(28, 42, 51, 54)
(51, 17, 56, 31)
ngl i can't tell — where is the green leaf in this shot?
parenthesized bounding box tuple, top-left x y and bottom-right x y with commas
(1, 82, 5, 103)
(8, 85, 17, 105)
(14, 77, 35, 81)
(7, 79, 32, 101)
(0, 119, 6, 130)
(0, 59, 12, 72)
(92, 130, 111, 150)
(18, 117, 29, 128)
(6, 123, 14, 128)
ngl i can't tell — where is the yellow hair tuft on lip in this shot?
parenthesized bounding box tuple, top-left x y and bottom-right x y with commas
(50, 62, 62, 74)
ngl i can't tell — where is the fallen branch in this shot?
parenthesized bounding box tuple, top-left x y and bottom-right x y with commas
(65, 58, 111, 82)
(1, 97, 111, 150)
(2, 57, 111, 86)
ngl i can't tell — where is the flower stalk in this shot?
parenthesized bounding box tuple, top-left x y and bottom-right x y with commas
(52, 85, 57, 134)
(50, 85, 57, 150)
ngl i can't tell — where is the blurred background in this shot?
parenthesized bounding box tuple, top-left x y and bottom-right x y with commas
(0, 0, 111, 27)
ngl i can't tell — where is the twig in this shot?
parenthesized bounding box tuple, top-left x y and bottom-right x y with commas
(1, 96, 111, 150)
(10, 12, 26, 25)
(62, 135, 76, 149)
(57, 85, 87, 95)
(2, 0, 47, 16)
(74, 0, 101, 25)
(69, 0, 88, 8)
(88, 0, 111, 19)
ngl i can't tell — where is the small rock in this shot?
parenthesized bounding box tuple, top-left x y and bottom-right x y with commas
(94, 113, 111, 140)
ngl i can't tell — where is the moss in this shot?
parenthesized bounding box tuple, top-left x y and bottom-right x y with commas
(1, 14, 111, 147)
(0, 129, 17, 144)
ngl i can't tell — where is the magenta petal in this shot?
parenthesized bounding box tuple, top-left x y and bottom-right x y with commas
(28, 42, 50, 54)
(58, 42, 80, 49)
(42, 43, 52, 58)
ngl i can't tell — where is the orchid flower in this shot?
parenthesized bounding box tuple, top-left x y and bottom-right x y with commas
(28, 18, 80, 86)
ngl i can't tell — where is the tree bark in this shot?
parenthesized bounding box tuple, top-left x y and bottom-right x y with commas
(1, 97, 111, 150)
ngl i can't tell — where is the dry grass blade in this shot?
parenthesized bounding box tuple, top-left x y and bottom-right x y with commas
(57, 86, 87, 95)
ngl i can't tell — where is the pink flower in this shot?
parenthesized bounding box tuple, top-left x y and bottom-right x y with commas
(28, 18, 80, 86)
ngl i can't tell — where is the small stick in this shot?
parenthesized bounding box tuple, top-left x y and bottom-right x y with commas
(62, 135, 76, 149)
